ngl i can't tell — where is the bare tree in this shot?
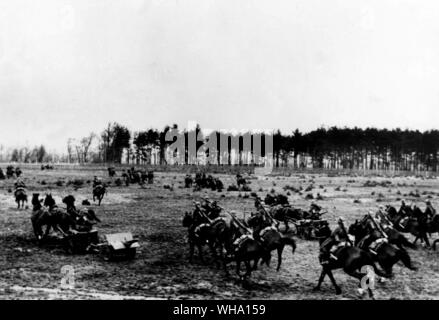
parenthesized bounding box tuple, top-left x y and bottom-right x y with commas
(67, 138, 74, 163)
(80, 133, 96, 163)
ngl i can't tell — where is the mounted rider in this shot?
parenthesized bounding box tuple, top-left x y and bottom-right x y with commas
(209, 201, 222, 219)
(398, 199, 412, 229)
(14, 178, 27, 196)
(254, 197, 273, 225)
(399, 199, 410, 214)
(375, 205, 393, 230)
(319, 217, 351, 265)
(309, 201, 323, 219)
(416, 200, 436, 230)
(92, 176, 103, 188)
(425, 200, 436, 219)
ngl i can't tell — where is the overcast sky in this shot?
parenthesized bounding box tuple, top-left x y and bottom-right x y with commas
(1, 0, 439, 153)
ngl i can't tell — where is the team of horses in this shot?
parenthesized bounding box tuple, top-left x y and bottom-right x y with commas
(3, 165, 438, 298)
(182, 195, 439, 298)
(184, 173, 224, 191)
(119, 167, 154, 186)
(182, 201, 296, 280)
(31, 193, 101, 242)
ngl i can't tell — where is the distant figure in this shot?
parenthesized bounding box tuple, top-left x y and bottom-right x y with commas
(0, 168, 5, 180)
(92, 176, 102, 188)
(14, 178, 27, 209)
(93, 180, 106, 206)
(147, 171, 154, 184)
(15, 167, 22, 177)
(6, 166, 15, 179)
(184, 174, 193, 188)
(108, 167, 116, 177)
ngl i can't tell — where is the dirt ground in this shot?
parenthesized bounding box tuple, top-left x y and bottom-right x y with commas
(0, 166, 438, 300)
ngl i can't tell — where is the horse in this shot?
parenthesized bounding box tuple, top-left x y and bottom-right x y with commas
(108, 167, 116, 177)
(313, 224, 391, 298)
(14, 188, 27, 209)
(247, 213, 296, 271)
(223, 221, 271, 281)
(184, 175, 193, 188)
(264, 194, 289, 206)
(182, 211, 220, 265)
(270, 205, 303, 231)
(31, 194, 76, 241)
(348, 217, 417, 276)
(147, 171, 154, 184)
(386, 205, 430, 247)
(93, 184, 106, 206)
(349, 216, 416, 251)
(128, 168, 141, 184)
(6, 166, 15, 179)
(236, 174, 247, 188)
(214, 178, 224, 191)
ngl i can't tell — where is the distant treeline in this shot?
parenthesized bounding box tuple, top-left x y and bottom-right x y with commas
(273, 127, 439, 172)
(2, 124, 439, 172)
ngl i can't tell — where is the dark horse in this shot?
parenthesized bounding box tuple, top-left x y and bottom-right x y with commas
(348, 216, 417, 277)
(184, 175, 193, 188)
(93, 184, 106, 206)
(182, 211, 222, 265)
(31, 194, 76, 241)
(107, 167, 116, 177)
(386, 205, 430, 246)
(15, 188, 27, 209)
(270, 205, 303, 231)
(223, 220, 271, 281)
(247, 213, 296, 271)
(350, 215, 416, 251)
(312, 225, 390, 298)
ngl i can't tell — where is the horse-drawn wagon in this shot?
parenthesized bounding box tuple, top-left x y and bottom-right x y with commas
(89, 232, 140, 261)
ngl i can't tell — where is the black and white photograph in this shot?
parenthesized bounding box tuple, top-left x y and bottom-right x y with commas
(0, 0, 438, 304)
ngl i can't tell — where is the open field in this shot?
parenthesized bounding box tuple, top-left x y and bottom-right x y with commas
(0, 166, 438, 300)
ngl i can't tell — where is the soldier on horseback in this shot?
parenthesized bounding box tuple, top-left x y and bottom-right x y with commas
(398, 199, 412, 229)
(14, 178, 26, 196)
(207, 201, 221, 220)
(425, 200, 436, 219)
(400, 199, 410, 215)
(319, 217, 351, 265)
(93, 176, 102, 188)
(375, 205, 393, 230)
(415, 200, 436, 231)
(309, 201, 324, 219)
